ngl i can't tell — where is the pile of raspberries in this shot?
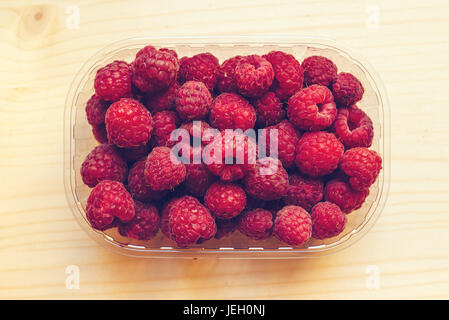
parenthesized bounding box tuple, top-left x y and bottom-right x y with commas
(81, 45, 382, 248)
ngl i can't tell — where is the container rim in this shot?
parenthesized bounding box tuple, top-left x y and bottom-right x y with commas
(63, 36, 390, 259)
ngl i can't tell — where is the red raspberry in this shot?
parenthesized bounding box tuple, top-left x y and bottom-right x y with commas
(215, 217, 239, 239)
(263, 51, 303, 101)
(119, 143, 151, 163)
(253, 92, 285, 127)
(238, 208, 273, 240)
(184, 161, 216, 197)
(311, 201, 347, 239)
(118, 201, 159, 240)
(332, 72, 364, 107)
(206, 131, 257, 182)
(92, 124, 109, 144)
(179, 120, 213, 145)
(144, 146, 186, 191)
(204, 182, 247, 219)
(86, 180, 135, 230)
(81, 144, 127, 188)
(274, 205, 312, 246)
(94, 60, 132, 102)
(235, 55, 274, 98)
(243, 158, 288, 200)
(340, 147, 382, 191)
(334, 104, 374, 148)
(283, 173, 324, 211)
(160, 197, 180, 239)
(216, 55, 246, 93)
(105, 98, 153, 148)
(295, 131, 344, 177)
(287, 85, 337, 131)
(135, 45, 156, 58)
(132, 46, 179, 93)
(145, 81, 179, 113)
(127, 158, 167, 201)
(209, 93, 256, 130)
(85, 94, 110, 126)
(151, 110, 180, 147)
(175, 81, 213, 121)
(168, 196, 217, 247)
(178, 52, 219, 91)
(324, 178, 369, 214)
(264, 120, 300, 168)
(301, 56, 338, 87)
(159, 48, 178, 59)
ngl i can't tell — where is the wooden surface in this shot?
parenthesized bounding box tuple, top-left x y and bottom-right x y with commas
(1, 0, 449, 299)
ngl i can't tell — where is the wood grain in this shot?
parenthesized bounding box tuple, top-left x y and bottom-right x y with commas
(1, 0, 449, 299)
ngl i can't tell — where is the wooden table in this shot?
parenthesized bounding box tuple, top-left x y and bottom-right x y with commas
(1, 0, 448, 299)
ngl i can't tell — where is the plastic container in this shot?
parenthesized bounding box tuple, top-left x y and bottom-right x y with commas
(64, 36, 390, 259)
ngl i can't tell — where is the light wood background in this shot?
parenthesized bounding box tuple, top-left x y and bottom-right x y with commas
(1, 0, 448, 299)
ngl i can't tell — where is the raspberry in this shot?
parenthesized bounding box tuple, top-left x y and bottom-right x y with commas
(151, 110, 180, 147)
(204, 182, 247, 219)
(119, 143, 151, 163)
(216, 55, 246, 93)
(301, 56, 338, 87)
(324, 178, 369, 214)
(263, 51, 303, 101)
(118, 201, 159, 240)
(253, 92, 285, 127)
(159, 48, 178, 59)
(145, 81, 179, 113)
(92, 124, 109, 144)
(295, 131, 344, 177)
(168, 196, 216, 247)
(274, 205, 312, 246)
(135, 45, 156, 58)
(332, 72, 364, 107)
(132, 46, 179, 93)
(243, 158, 288, 200)
(206, 131, 257, 182)
(340, 147, 382, 191)
(85, 94, 110, 126)
(287, 85, 337, 131)
(184, 162, 216, 197)
(86, 180, 135, 230)
(175, 81, 213, 120)
(215, 217, 239, 239)
(209, 93, 256, 130)
(94, 60, 132, 102)
(144, 146, 186, 191)
(235, 55, 274, 98)
(238, 208, 273, 240)
(160, 197, 180, 239)
(264, 120, 300, 168)
(105, 98, 153, 148)
(334, 104, 374, 148)
(81, 144, 127, 188)
(311, 201, 347, 239)
(179, 120, 213, 145)
(178, 52, 219, 91)
(127, 158, 167, 201)
(283, 173, 324, 211)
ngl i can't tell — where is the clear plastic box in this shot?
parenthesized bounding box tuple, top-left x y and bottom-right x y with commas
(63, 36, 390, 259)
